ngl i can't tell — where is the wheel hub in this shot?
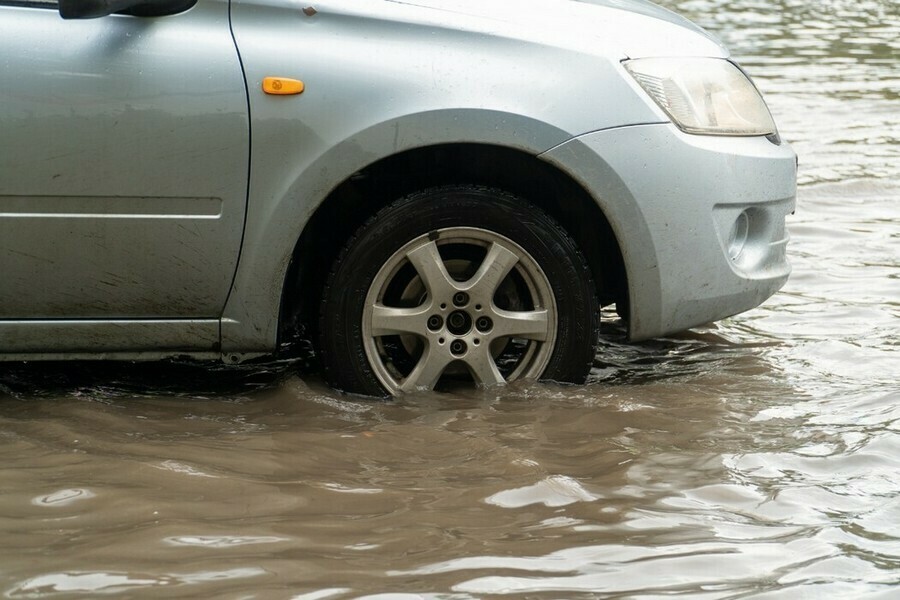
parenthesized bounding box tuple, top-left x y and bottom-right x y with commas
(446, 310, 472, 336)
(363, 227, 557, 394)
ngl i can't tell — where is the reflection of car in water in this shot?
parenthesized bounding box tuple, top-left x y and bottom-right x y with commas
(0, 0, 796, 396)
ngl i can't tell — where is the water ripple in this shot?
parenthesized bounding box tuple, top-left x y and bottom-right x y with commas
(0, 0, 898, 597)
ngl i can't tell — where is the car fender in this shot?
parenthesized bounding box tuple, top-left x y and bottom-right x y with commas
(222, 0, 703, 353)
(220, 108, 587, 353)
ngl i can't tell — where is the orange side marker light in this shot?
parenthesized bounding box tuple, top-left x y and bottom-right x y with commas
(262, 77, 305, 95)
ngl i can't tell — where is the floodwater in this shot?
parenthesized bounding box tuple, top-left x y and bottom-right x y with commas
(1, 0, 898, 597)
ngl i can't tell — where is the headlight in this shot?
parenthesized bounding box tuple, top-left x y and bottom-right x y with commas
(624, 57, 777, 137)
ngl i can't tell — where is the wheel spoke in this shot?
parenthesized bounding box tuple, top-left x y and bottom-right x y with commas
(370, 304, 430, 337)
(492, 308, 550, 341)
(465, 242, 519, 297)
(400, 344, 452, 393)
(406, 240, 455, 298)
(358, 224, 562, 395)
(466, 346, 506, 386)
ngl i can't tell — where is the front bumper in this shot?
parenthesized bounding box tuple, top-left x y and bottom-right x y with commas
(541, 123, 797, 340)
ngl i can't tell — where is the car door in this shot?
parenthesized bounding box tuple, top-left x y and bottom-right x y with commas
(0, 0, 249, 343)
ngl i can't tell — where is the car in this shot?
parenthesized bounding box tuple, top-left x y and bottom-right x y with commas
(0, 0, 796, 397)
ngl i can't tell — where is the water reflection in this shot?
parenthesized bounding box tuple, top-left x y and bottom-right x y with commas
(2, 0, 899, 597)
(1, 346, 836, 597)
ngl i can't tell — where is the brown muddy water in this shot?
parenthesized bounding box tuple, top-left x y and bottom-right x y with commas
(1, 0, 898, 597)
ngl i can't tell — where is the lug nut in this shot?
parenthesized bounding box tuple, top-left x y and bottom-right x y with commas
(452, 291, 469, 307)
(476, 316, 493, 333)
(450, 340, 467, 356)
(427, 315, 443, 331)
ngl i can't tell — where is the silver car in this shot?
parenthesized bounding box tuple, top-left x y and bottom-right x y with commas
(0, 0, 796, 396)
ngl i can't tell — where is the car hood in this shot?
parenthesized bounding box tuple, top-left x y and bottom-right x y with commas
(379, 0, 727, 59)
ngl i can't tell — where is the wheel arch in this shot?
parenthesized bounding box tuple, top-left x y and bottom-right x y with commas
(278, 143, 629, 351)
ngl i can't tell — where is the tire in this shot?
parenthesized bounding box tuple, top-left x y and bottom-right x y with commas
(318, 185, 599, 397)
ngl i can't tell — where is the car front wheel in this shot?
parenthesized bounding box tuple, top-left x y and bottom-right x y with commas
(318, 185, 599, 397)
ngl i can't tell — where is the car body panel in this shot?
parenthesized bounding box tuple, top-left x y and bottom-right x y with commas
(0, 1, 248, 336)
(0, 0, 795, 363)
(363, 0, 726, 59)
(222, 0, 686, 351)
(542, 124, 796, 339)
(0, 319, 219, 359)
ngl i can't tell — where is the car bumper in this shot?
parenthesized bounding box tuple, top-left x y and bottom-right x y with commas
(541, 123, 797, 341)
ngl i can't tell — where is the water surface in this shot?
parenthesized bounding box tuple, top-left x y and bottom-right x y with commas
(1, 0, 898, 597)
